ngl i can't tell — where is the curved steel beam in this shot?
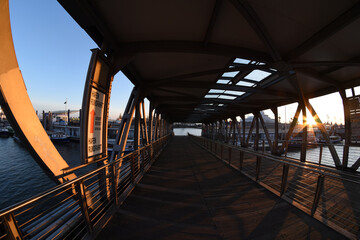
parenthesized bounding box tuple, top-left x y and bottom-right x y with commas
(286, 2, 360, 60)
(0, 1, 75, 183)
(227, 0, 282, 61)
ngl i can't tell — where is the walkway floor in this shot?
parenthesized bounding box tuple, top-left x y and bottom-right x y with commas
(96, 136, 346, 240)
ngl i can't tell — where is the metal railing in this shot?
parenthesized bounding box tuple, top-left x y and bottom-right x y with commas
(191, 135, 360, 240)
(207, 133, 360, 170)
(0, 134, 171, 240)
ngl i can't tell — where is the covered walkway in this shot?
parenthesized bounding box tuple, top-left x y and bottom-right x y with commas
(96, 137, 344, 239)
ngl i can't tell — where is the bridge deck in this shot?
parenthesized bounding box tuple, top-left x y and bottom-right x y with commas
(96, 136, 345, 240)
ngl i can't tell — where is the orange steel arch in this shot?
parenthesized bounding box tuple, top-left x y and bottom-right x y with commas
(0, 1, 75, 183)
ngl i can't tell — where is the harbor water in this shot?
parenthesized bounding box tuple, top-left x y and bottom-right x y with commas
(0, 137, 81, 210)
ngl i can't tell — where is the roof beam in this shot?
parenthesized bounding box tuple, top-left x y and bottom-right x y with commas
(204, 0, 223, 46)
(115, 41, 271, 62)
(228, 0, 282, 61)
(320, 56, 360, 75)
(156, 81, 294, 98)
(286, 2, 360, 60)
(292, 61, 360, 68)
(148, 64, 275, 86)
(153, 87, 201, 98)
(59, 0, 118, 52)
(296, 69, 341, 88)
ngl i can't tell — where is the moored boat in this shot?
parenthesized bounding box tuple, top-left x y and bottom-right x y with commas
(47, 131, 70, 143)
(0, 128, 10, 138)
(318, 135, 342, 144)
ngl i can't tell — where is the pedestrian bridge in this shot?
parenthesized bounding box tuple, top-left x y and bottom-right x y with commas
(1, 0, 360, 239)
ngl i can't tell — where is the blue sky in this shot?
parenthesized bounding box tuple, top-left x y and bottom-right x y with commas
(10, 0, 134, 119)
(9, 1, 346, 124)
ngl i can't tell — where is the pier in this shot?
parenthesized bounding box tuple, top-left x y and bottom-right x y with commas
(1, 0, 360, 239)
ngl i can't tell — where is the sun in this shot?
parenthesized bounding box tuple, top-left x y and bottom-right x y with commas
(306, 115, 317, 126)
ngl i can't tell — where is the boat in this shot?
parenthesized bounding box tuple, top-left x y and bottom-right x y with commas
(0, 128, 10, 138)
(107, 138, 134, 154)
(7, 127, 14, 137)
(47, 131, 70, 143)
(318, 135, 342, 144)
(13, 135, 22, 145)
(287, 135, 317, 149)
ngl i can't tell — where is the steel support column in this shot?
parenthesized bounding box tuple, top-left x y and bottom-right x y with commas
(257, 112, 273, 153)
(282, 104, 302, 153)
(305, 100, 341, 168)
(300, 103, 307, 162)
(245, 116, 256, 147)
(255, 114, 259, 151)
(148, 102, 154, 144)
(272, 107, 279, 155)
(110, 87, 142, 162)
(340, 90, 351, 170)
(241, 114, 246, 147)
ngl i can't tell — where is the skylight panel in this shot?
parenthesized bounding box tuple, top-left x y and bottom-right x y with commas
(245, 70, 272, 82)
(222, 71, 240, 78)
(205, 94, 218, 98)
(234, 58, 250, 64)
(345, 88, 353, 98)
(216, 79, 230, 84)
(209, 89, 224, 93)
(218, 95, 236, 100)
(224, 90, 245, 96)
(236, 81, 254, 87)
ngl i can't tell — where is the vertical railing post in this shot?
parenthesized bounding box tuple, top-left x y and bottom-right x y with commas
(140, 148, 145, 172)
(1, 213, 22, 240)
(229, 147, 232, 165)
(311, 175, 325, 216)
(319, 145, 323, 165)
(111, 163, 119, 205)
(256, 155, 261, 180)
(137, 149, 141, 174)
(75, 180, 93, 234)
(130, 154, 135, 183)
(240, 151, 244, 170)
(280, 164, 289, 196)
(220, 144, 223, 159)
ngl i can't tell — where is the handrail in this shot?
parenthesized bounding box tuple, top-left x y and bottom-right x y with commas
(0, 133, 171, 217)
(207, 137, 360, 182)
(191, 134, 360, 239)
(59, 138, 166, 177)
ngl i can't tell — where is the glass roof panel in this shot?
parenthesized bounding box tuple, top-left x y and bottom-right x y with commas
(234, 58, 250, 64)
(216, 79, 230, 84)
(236, 81, 254, 87)
(209, 89, 224, 93)
(245, 70, 272, 82)
(218, 95, 236, 100)
(222, 71, 240, 78)
(224, 90, 245, 96)
(205, 94, 219, 98)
